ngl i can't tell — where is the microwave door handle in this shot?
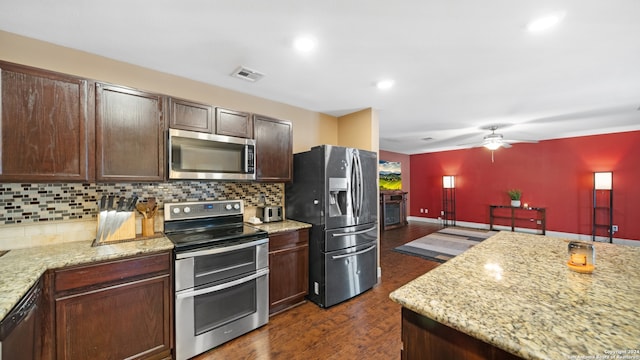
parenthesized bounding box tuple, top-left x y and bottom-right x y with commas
(176, 268, 269, 299)
(244, 145, 249, 173)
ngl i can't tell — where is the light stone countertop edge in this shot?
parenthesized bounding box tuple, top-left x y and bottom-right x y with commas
(247, 219, 312, 234)
(0, 237, 174, 321)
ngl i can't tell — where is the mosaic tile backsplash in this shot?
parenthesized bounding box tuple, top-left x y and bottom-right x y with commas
(0, 181, 284, 225)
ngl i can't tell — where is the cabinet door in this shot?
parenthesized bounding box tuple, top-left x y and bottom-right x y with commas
(268, 229, 309, 315)
(215, 107, 252, 138)
(96, 83, 165, 181)
(254, 115, 293, 182)
(169, 97, 213, 133)
(55, 275, 171, 360)
(0, 61, 93, 182)
(53, 252, 172, 360)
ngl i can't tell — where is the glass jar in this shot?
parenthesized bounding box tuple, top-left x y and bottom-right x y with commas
(567, 241, 595, 273)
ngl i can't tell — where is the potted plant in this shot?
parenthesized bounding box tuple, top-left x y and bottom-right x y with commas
(507, 189, 522, 207)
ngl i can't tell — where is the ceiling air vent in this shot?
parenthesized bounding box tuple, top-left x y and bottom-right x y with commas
(231, 66, 264, 82)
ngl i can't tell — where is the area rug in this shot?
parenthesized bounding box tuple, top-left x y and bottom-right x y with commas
(393, 227, 497, 262)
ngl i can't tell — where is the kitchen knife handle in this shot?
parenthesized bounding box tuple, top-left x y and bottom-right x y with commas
(127, 195, 139, 211)
(117, 196, 126, 211)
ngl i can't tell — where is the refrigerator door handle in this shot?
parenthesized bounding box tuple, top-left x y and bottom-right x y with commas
(331, 226, 377, 237)
(351, 150, 364, 219)
(331, 245, 376, 260)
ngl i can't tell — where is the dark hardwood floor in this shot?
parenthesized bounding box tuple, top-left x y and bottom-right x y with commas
(194, 221, 442, 360)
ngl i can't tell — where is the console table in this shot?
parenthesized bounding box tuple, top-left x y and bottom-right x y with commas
(380, 191, 408, 230)
(489, 205, 546, 235)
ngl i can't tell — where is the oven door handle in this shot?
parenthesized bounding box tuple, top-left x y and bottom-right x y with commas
(331, 244, 376, 260)
(331, 226, 376, 237)
(176, 268, 269, 299)
(175, 238, 269, 259)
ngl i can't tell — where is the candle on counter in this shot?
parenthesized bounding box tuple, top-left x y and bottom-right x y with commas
(567, 241, 595, 273)
(523, 203, 529, 209)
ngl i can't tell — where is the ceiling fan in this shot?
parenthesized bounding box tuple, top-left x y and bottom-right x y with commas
(467, 125, 538, 150)
(460, 125, 538, 162)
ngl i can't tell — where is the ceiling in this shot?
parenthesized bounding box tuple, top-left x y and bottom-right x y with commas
(2, 0, 639, 154)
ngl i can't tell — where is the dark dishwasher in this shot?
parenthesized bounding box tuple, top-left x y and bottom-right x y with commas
(0, 278, 42, 360)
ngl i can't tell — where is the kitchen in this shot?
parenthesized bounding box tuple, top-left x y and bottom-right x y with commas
(2, 2, 640, 359)
(0, 30, 381, 359)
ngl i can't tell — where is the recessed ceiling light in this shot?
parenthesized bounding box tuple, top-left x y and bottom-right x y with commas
(376, 80, 394, 90)
(527, 12, 565, 33)
(293, 35, 317, 53)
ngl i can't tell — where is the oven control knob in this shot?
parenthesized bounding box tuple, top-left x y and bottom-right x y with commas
(225, 204, 232, 210)
(172, 207, 181, 214)
(183, 207, 191, 214)
(233, 203, 240, 210)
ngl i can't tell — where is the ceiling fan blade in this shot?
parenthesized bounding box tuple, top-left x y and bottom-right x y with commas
(503, 139, 538, 144)
(501, 143, 512, 148)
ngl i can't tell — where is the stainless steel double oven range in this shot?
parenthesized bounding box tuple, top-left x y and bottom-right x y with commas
(164, 200, 269, 360)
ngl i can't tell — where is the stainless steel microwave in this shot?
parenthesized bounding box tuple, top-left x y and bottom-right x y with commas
(168, 128, 256, 180)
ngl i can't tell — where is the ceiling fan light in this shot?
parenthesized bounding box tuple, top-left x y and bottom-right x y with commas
(483, 141, 502, 151)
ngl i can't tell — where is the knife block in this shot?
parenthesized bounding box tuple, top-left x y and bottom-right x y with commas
(96, 213, 136, 244)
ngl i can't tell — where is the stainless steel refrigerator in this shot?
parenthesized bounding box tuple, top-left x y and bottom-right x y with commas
(285, 145, 378, 308)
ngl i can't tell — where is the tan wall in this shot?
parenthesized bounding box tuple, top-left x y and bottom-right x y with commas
(0, 30, 338, 152)
(337, 108, 379, 152)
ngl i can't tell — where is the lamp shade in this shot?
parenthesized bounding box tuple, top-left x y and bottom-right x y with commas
(594, 172, 612, 190)
(443, 175, 455, 189)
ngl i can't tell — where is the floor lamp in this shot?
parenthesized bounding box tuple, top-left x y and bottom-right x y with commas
(442, 175, 456, 227)
(592, 171, 613, 243)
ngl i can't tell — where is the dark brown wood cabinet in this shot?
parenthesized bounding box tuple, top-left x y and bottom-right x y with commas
(401, 308, 522, 360)
(51, 251, 172, 360)
(215, 107, 252, 138)
(0, 61, 94, 182)
(253, 115, 293, 182)
(169, 98, 213, 133)
(268, 228, 309, 315)
(95, 83, 165, 182)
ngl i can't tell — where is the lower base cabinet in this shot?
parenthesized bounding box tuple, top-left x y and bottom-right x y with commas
(268, 229, 309, 315)
(50, 251, 172, 360)
(401, 308, 522, 360)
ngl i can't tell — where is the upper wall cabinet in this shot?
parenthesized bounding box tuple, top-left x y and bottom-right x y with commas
(216, 107, 252, 138)
(0, 61, 93, 182)
(95, 83, 165, 182)
(169, 98, 213, 133)
(254, 114, 293, 182)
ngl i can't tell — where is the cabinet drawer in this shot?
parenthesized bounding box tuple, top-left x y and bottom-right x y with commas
(54, 252, 171, 293)
(269, 229, 309, 251)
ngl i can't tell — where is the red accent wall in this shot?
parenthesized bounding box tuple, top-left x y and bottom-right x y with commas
(409, 130, 640, 241)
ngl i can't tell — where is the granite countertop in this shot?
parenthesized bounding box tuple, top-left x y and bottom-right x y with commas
(0, 237, 174, 322)
(247, 219, 312, 234)
(390, 231, 640, 360)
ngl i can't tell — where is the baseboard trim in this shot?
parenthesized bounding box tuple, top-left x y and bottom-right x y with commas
(406, 216, 639, 247)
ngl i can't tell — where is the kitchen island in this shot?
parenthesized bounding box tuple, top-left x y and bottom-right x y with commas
(390, 231, 640, 360)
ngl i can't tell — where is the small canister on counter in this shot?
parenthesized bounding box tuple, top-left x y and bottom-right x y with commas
(567, 241, 595, 273)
